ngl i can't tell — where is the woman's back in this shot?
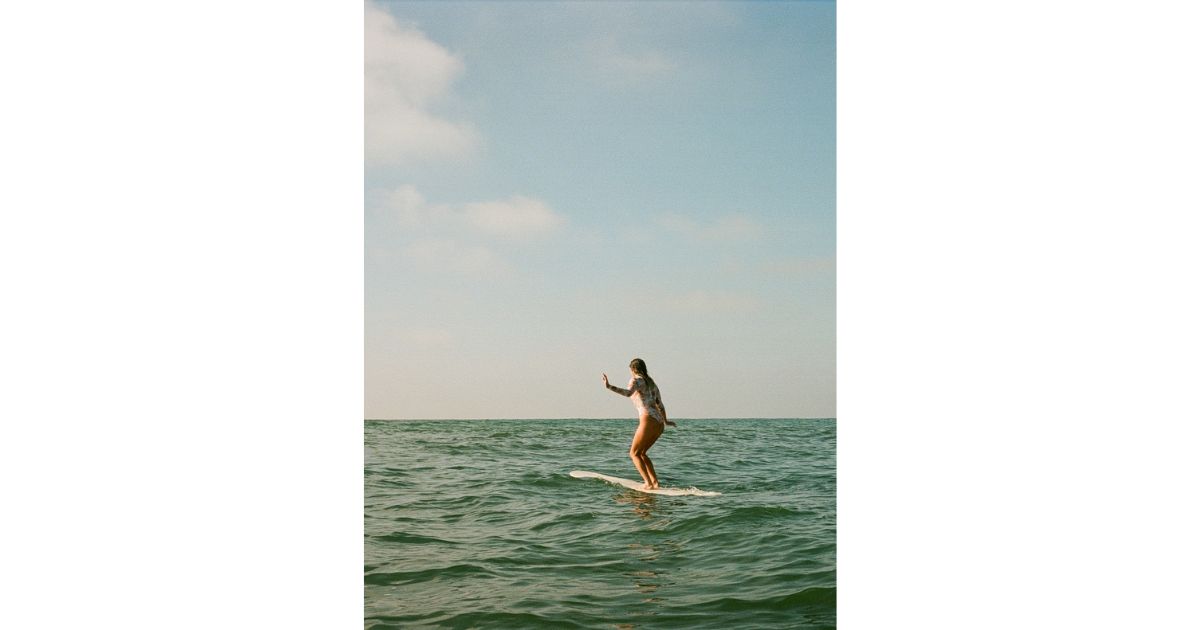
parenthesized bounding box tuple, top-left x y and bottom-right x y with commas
(629, 376, 661, 415)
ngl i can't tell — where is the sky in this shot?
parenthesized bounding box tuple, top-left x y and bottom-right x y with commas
(365, 0, 835, 419)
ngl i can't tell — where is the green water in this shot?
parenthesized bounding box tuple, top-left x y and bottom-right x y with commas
(365, 418, 836, 629)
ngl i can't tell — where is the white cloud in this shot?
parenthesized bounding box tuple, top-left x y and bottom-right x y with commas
(387, 184, 427, 227)
(379, 185, 564, 239)
(400, 239, 511, 276)
(589, 34, 676, 86)
(657, 213, 764, 241)
(463, 196, 565, 238)
(385, 184, 452, 229)
(365, 3, 477, 166)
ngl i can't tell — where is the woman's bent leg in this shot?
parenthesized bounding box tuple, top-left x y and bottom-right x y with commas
(631, 416, 665, 489)
(629, 446, 652, 487)
(640, 453, 659, 488)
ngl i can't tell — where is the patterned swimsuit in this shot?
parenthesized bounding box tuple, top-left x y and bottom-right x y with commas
(628, 377, 666, 425)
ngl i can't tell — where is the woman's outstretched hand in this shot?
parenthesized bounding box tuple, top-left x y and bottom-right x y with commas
(601, 373, 609, 388)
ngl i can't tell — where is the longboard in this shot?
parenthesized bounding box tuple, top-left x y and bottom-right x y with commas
(569, 470, 721, 497)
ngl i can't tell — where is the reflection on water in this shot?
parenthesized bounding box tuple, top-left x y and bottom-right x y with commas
(613, 491, 660, 520)
(612, 491, 687, 621)
(629, 568, 661, 602)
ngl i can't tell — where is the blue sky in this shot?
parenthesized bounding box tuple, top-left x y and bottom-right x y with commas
(366, 1, 835, 419)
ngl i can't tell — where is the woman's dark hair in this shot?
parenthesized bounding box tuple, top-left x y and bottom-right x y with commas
(630, 358, 657, 391)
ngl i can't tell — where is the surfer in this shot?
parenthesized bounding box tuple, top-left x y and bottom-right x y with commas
(603, 358, 677, 490)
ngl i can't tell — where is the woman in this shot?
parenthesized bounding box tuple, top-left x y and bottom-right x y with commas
(603, 358, 677, 490)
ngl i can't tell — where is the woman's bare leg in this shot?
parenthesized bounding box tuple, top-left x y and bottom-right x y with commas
(630, 416, 665, 489)
(629, 449, 651, 487)
(629, 422, 652, 487)
(640, 453, 659, 488)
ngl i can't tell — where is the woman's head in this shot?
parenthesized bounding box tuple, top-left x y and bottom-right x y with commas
(629, 358, 657, 389)
(629, 358, 647, 376)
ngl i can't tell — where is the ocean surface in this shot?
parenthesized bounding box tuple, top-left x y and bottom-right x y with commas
(365, 418, 836, 629)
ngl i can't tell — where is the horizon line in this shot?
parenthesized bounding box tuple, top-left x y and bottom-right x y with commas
(365, 417, 837, 421)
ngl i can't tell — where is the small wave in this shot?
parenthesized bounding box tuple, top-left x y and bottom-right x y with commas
(729, 504, 802, 518)
(363, 562, 496, 586)
(370, 531, 462, 545)
(421, 492, 508, 511)
(692, 586, 837, 612)
(670, 504, 803, 534)
(778, 586, 836, 606)
(528, 510, 597, 532)
(511, 470, 576, 488)
(486, 555, 626, 571)
(435, 611, 589, 629)
(369, 477, 411, 489)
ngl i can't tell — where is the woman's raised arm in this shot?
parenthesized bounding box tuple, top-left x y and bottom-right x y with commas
(602, 373, 632, 396)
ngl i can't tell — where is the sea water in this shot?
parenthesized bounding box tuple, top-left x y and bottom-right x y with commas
(365, 418, 836, 629)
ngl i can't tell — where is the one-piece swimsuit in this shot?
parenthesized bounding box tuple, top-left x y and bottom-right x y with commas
(628, 377, 665, 426)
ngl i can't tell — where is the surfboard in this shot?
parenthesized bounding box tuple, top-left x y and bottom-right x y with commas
(569, 470, 721, 497)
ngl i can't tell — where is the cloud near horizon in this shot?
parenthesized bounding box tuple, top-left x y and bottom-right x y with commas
(365, 3, 477, 166)
(463, 197, 565, 238)
(383, 185, 565, 239)
(400, 238, 511, 277)
(382, 185, 565, 278)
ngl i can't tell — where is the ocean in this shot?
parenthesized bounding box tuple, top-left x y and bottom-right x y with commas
(365, 418, 836, 629)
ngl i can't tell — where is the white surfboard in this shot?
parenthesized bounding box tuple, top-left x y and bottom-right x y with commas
(570, 470, 721, 497)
